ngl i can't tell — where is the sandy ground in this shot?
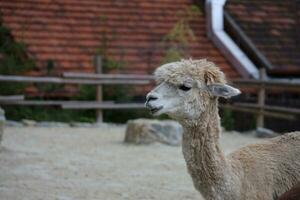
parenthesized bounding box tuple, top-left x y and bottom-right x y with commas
(0, 125, 265, 200)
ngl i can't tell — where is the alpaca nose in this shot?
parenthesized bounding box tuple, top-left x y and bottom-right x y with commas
(147, 94, 158, 102)
(145, 93, 158, 108)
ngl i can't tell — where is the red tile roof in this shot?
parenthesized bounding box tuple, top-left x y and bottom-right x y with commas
(226, 0, 300, 76)
(0, 0, 239, 81)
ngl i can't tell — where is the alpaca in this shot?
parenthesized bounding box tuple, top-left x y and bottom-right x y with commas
(145, 59, 300, 200)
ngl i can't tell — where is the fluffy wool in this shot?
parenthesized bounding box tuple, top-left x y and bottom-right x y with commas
(154, 59, 226, 86)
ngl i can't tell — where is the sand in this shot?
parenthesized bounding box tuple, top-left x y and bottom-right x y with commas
(0, 125, 264, 200)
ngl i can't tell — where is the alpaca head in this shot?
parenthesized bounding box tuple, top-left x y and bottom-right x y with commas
(145, 59, 241, 120)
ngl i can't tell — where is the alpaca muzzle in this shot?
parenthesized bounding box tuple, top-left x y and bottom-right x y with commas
(145, 94, 163, 114)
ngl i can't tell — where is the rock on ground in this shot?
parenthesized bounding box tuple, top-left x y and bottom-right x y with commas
(5, 120, 23, 127)
(256, 127, 279, 138)
(124, 118, 183, 146)
(22, 119, 37, 126)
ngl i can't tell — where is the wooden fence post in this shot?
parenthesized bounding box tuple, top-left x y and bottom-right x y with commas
(257, 68, 266, 128)
(94, 55, 103, 123)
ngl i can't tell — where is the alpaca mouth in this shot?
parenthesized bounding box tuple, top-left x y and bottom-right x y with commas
(150, 106, 163, 114)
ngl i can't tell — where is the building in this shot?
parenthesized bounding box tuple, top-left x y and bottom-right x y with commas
(0, 0, 299, 95)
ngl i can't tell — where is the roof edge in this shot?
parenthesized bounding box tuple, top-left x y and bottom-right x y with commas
(205, 0, 259, 79)
(224, 12, 274, 71)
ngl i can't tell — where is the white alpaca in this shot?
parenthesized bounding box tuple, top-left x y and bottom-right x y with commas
(145, 59, 300, 200)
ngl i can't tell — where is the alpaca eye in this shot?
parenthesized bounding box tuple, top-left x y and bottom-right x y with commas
(179, 85, 191, 91)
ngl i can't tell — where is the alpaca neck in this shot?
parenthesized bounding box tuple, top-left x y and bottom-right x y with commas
(181, 99, 236, 199)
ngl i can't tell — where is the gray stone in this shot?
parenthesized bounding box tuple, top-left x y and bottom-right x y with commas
(5, 120, 23, 127)
(36, 121, 70, 128)
(22, 119, 37, 126)
(256, 127, 279, 138)
(124, 119, 183, 146)
(0, 107, 5, 142)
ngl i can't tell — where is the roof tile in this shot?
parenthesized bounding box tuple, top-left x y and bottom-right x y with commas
(226, 0, 300, 75)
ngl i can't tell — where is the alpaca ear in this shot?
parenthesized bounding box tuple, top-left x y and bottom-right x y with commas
(207, 84, 241, 98)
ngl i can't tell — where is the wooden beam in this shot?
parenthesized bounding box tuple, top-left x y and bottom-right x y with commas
(62, 102, 146, 109)
(221, 104, 296, 120)
(0, 100, 146, 109)
(0, 100, 65, 106)
(0, 100, 115, 106)
(0, 95, 24, 101)
(94, 55, 103, 122)
(63, 72, 154, 81)
(0, 75, 151, 85)
(0, 100, 74, 106)
(233, 103, 300, 115)
(257, 68, 266, 128)
(233, 79, 300, 90)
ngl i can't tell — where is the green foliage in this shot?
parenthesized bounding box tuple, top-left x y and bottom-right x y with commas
(163, 7, 198, 45)
(35, 59, 64, 94)
(162, 5, 201, 63)
(36, 83, 64, 95)
(102, 85, 151, 123)
(221, 108, 235, 131)
(75, 85, 96, 101)
(4, 84, 96, 122)
(46, 59, 55, 74)
(3, 106, 95, 123)
(0, 19, 35, 95)
(103, 58, 126, 71)
(164, 19, 196, 45)
(220, 109, 257, 131)
(162, 48, 184, 63)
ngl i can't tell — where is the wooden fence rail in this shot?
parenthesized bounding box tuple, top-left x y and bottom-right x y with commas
(62, 72, 154, 80)
(0, 95, 24, 101)
(0, 75, 151, 85)
(233, 79, 300, 90)
(0, 100, 145, 109)
(220, 104, 296, 120)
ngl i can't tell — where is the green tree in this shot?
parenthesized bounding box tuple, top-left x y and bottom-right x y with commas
(0, 18, 34, 95)
(162, 5, 201, 63)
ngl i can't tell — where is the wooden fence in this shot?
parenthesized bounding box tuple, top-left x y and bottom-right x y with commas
(0, 56, 155, 123)
(0, 61, 300, 127)
(231, 68, 300, 128)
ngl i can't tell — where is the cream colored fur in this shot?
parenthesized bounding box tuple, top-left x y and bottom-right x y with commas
(146, 59, 300, 200)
